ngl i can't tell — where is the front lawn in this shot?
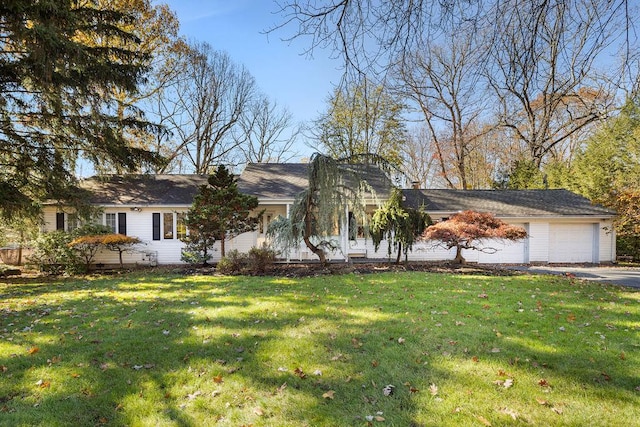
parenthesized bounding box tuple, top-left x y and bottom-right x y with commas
(1, 270, 638, 426)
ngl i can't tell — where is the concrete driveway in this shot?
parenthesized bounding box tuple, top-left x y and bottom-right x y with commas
(508, 265, 640, 289)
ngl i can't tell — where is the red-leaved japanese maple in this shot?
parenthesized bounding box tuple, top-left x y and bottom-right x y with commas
(422, 210, 527, 264)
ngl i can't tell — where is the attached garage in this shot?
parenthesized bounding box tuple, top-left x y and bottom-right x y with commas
(401, 189, 616, 265)
(549, 223, 597, 263)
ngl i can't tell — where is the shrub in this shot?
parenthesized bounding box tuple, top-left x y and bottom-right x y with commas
(181, 247, 212, 266)
(215, 257, 235, 275)
(216, 249, 248, 274)
(216, 246, 277, 275)
(246, 245, 276, 273)
(28, 231, 83, 275)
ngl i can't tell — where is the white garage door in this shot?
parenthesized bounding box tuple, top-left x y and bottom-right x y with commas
(549, 224, 595, 263)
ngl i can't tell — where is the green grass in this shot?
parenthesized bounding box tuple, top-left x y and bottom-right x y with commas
(1, 270, 638, 426)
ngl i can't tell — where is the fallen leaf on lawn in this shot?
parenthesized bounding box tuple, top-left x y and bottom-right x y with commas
(409, 386, 419, 393)
(35, 379, 50, 388)
(351, 338, 363, 348)
(313, 369, 323, 376)
(538, 379, 550, 387)
(490, 348, 501, 353)
(429, 383, 438, 396)
(397, 337, 405, 344)
(472, 356, 479, 363)
(493, 378, 513, 389)
(536, 398, 549, 406)
(27, 347, 39, 355)
(213, 374, 224, 383)
(132, 365, 143, 370)
(601, 372, 611, 381)
(552, 406, 564, 415)
(382, 384, 395, 396)
(253, 407, 265, 416)
(375, 416, 385, 421)
(371, 360, 379, 367)
(322, 390, 335, 399)
(186, 391, 202, 400)
(294, 367, 306, 379)
(476, 415, 492, 426)
(71, 373, 80, 378)
(478, 293, 488, 299)
(277, 367, 288, 372)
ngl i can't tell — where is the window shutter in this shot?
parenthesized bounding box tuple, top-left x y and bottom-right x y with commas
(56, 213, 65, 231)
(152, 213, 160, 240)
(118, 213, 127, 235)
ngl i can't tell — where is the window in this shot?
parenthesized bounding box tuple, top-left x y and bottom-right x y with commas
(106, 213, 117, 233)
(55, 212, 79, 232)
(67, 214, 79, 232)
(177, 213, 187, 239)
(153, 212, 186, 240)
(163, 213, 174, 239)
(105, 212, 127, 235)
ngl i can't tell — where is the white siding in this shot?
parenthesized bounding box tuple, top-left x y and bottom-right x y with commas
(41, 206, 616, 266)
(599, 221, 615, 263)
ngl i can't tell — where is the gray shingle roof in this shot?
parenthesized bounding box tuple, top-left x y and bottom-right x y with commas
(78, 169, 614, 219)
(81, 174, 208, 206)
(237, 162, 392, 200)
(402, 189, 615, 217)
(237, 163, 309, 199)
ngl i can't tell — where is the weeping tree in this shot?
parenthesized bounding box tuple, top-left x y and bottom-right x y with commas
(267, 153, 385, 265)
(370, 188, 431, 264)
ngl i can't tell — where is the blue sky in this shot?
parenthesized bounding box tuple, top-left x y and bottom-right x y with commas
(158, 0, 342, 128)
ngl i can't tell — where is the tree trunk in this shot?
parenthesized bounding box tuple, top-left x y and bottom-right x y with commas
(395, 243, 402, 265)
(303, 212, 327, 265)
(453, 245, 466, 264)
(202, 247, 209, 266)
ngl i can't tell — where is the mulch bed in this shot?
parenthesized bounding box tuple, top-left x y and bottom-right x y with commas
(177, 261, 525, 278)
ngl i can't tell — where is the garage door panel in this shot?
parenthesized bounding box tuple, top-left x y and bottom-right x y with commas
(549, 224, 593, 263)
